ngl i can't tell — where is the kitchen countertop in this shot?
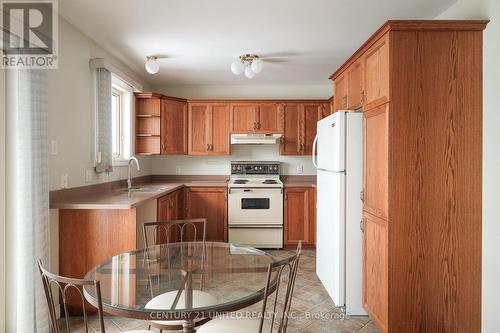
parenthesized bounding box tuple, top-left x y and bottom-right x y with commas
(281, 175, 317, 188)
(49, 175, 316, 210)
(50, 176, 228, 210)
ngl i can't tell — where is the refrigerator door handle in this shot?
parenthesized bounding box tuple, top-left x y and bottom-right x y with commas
(312, 134, 319, 168)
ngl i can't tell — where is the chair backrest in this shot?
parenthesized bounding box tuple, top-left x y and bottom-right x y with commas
(37, 260, 106, 333)
(259, 242, 302, 333)
(143, 218, 207, 248)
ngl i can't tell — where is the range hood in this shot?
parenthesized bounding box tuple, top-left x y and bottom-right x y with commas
(230, 133, 282, 145)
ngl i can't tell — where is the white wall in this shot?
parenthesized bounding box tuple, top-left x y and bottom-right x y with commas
(44, 16, 155, 298)
(48, 17, 153, 191)
(154, 84, 332, 100)
(153, 145, 316, 175)
(437, 3, 499, 332)
(151, 84, 330, 175)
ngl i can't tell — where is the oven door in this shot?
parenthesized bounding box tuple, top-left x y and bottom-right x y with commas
(228, 188, 283, 225)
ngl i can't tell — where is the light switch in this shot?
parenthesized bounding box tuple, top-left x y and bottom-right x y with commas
(60, 174, 68, 189)
(297, 165, 304, 174)
(50, 140, 58, 156)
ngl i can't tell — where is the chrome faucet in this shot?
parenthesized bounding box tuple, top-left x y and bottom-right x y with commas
(127, 156, 141, 190)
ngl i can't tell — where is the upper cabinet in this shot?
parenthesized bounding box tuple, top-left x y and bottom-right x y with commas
(280, 102, 322, 155)
(347, 59, 364, 110)
(135, 93, 162, 155)
(280, 103, 301, 155)
(363, 34, 389, 110)
(135, 93, 187, 155)
(188, 102, 230, 156)
(319, 102, 332, 119)
(230, 103, 280, 133)
(230, 103, 257, 133)
(333, 74, 347, 111)
(136, 96, 329, 156)
(161, 98, 187, 155)
(257, 103, 280, 133)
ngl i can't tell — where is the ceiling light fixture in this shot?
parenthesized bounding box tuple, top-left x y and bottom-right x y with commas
(145, 56, 160, 74)
(231, 54, 264, 79)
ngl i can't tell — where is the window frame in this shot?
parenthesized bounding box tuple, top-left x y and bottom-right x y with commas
(109, 74, 133, 166)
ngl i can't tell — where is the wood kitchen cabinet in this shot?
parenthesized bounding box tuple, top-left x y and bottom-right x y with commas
(363, 103, 388, 220)
(284, 187, 316, 246)
(280, 104, 300, 155)
(185, 187, 227, 242)
(347, 59, 364, 110)
(230, 103, 258, 132)
(135, 93, 187, 155)
(188, 103, 230, 155)
(319, 101, 332, 119)
(363, 34, 389, 110)
(330, 21, 487, 333)
(157, 189, 184, 243)
(161, 97, 187, 154)
(135, 92, 162, 155)
(280, 103, 321, 155)
(230, 102, 280, 133)
(362, 211, 388, 332)
(334, 73, 347, 111)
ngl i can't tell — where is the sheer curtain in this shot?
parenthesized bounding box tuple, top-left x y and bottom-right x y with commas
(94, 68, 113, 173)
(5, 67, 50, 332)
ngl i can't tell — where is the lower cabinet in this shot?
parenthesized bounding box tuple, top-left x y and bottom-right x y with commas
(157, 188, 184, 243)
(284, 187, 316, 246)
(362, 211, 388, 332)
(185, 187, 227, 242)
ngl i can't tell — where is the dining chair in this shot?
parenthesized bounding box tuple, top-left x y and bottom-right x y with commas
(37, 260, 150, 333)
(142, 219, 216, 332)
(196, 242, 302, 333)
(142, 218, 207, 248)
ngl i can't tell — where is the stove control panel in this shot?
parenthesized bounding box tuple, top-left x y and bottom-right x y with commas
(231, 162, 280, 175)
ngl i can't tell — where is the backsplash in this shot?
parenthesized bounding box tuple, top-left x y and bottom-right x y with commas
(152, 145, 316, 175)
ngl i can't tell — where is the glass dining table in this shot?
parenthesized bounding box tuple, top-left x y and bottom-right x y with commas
(84, 242, 279, 333)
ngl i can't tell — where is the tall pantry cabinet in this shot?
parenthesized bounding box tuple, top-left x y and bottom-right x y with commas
(331, 21, 488, 333)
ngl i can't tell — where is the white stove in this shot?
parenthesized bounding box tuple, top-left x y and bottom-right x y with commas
(228, 161, 283, 188)
(228, 161, 283, 248)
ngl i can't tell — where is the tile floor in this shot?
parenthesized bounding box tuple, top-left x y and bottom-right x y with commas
(60, 249, 379, 333)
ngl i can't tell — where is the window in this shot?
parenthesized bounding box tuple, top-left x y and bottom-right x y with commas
(110, 74, 132, 165)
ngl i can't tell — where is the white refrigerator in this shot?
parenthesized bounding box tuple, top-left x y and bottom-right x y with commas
(312, 111, 366, 315)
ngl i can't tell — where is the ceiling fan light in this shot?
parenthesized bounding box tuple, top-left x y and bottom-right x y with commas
(251, 58, 264, 74)
(145, 56, 159, 74)
(244, 65, 256, 79)
(231, 60, 245, 75)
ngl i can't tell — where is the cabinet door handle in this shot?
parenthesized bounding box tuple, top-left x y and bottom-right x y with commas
(360, 190, 364, 202)
(257, 122, 261, 130)
(206, 144, 210, 151)
(161, 143, 165, 150)
(360, 218, 365, 232)
(360, 90, 365, 104)
(210, 144, 214, 151)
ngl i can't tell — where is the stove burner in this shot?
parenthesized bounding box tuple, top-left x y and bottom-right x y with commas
(233, 179, 249, 184)
(262, 179, 278, 184)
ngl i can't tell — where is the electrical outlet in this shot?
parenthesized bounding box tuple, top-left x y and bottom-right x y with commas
(176, 166, 181, 174)
(85, 169, 94, 183)
(297, 165, 303, 174)
(50, 140, 58, 156)
(60, 174, 68, 189)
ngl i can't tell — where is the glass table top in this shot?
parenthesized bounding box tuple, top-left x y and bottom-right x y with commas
(84, 242, 278, 320)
